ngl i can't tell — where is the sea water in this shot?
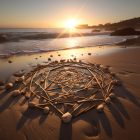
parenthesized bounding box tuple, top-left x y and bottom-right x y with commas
(0, 28, 137, 58)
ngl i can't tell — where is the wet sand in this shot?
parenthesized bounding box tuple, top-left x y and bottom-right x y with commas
(0, 45, 140, 140)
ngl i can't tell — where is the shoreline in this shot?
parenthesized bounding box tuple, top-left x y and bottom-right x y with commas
(0, 43, 140, 140)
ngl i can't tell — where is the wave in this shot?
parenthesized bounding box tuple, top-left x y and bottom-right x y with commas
(0, 36, 137, 58)
(0, 32, 110, 43)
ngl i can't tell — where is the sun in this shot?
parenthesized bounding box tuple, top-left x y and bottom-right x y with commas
(64, 19, 78, 28)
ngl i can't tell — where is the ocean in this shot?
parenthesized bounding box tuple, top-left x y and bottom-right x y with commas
(0, 28, 137, 58)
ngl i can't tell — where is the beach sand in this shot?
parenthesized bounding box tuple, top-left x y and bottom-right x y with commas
(0, 44, 140, 140)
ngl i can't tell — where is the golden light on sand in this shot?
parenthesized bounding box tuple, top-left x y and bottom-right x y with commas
(64, 19, 78, 28)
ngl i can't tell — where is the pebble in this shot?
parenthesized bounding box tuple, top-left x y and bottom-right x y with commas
(73, 58, 76, 60)
(28, 102, 36, 108)
(55, 60, 58, 63)
(110, 72, 116, 76)
(5, 83, 13, 90)
(58, 54, 61, 56)
(18, 76, 24, 82)
(115, 80, 122, 86)
(25, 94, 30, 99)
(80, 85, 85, 88)
(109, 93, 115, 99)
(62, 112, 72, 123)
(96, 64, 100, 68)
(88, 53, 91, 55)
(8, 60, 13, 63)
(104, 67, 108, 70)
(48, 58, 51, 61)
(50, 55, 53, 57)
(12, 90, 20, 96)
(69, 91, 74, 95)
(105, 97, 111, 103)
(97, 104, 104, 112)
(44, 107, 50, 114)
(111, 81, 116, 85)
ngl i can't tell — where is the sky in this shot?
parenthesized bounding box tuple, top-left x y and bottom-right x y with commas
(0, 0, 140, 28)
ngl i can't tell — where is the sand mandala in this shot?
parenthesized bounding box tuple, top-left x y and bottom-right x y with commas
(11, 60, 122, 123)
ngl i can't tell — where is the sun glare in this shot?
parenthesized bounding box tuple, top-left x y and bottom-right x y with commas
(64, 19, 78, 28)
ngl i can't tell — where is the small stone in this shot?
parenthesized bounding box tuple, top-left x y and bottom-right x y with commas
(62, 112, 72, 123)
(96, 64, 100, 68)
(35, 58, 38, 59)
(28, 102, 36, 108)
(79, 60, 82, 63)
(58, 54, 61, 56)
(5, 83, 13, 90)
(25, 94, 30, 99)
(12, 90, 20, 96)
(18, 76, 24, 82)
(105, 97, 111, 104)
(109, 93, 115, 99)
(8, 60, 13, 63)
(73, 58, 76, 60)
(48, 58, 51, 61)
(55, 60, 58, 63)
(88, 76, 92, 79)
(44, 107, 50, 114)
(71, 55, 74, 57)
(97, 104, 104, 112)
(110, 72, 116, 76)
(111, 81, 116, 85)
(88, 53, 91, 55)
(50, 55, 53, 57)
(69, 91, 74, 95)
(0, 80, 5, 86)
(115, 80, 122, 86)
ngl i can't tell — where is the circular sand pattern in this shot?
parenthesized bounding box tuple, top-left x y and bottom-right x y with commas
(13, 60, 119, 123)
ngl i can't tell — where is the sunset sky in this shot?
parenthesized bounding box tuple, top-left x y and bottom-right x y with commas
(0, 0, 140, 28)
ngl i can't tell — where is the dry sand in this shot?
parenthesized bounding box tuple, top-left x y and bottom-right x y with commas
(0, 45, 140, 140)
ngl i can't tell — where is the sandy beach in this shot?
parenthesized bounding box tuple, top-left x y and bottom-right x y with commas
(0, 42, 140, 140)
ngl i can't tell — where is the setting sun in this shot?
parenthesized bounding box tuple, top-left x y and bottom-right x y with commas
(64, 19, 78, 28)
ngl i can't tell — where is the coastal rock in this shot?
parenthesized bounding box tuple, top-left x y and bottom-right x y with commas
(109, 93, 115, 99)
(115, 80, 122, 86)
(28, 102, 36, 108)
(62, 112, 72, 123)
(12, 90, 20, 96)
(110, 72, 116, 76)
(5, 83, 13, 90)
(92, 29, 100, 33)
(97, 104, 104, 112)
(44, 107, 50, 114)
(105, 97, 111, 103)
(110, 27, 140, 36)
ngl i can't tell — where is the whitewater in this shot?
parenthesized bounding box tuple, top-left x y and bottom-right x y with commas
(0, 28, 137, 58)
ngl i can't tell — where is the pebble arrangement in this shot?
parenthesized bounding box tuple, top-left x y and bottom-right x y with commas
(10, 60, 121, 123)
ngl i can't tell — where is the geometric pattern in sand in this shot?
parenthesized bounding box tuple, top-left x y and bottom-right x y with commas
(14, 60, 117, 123)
